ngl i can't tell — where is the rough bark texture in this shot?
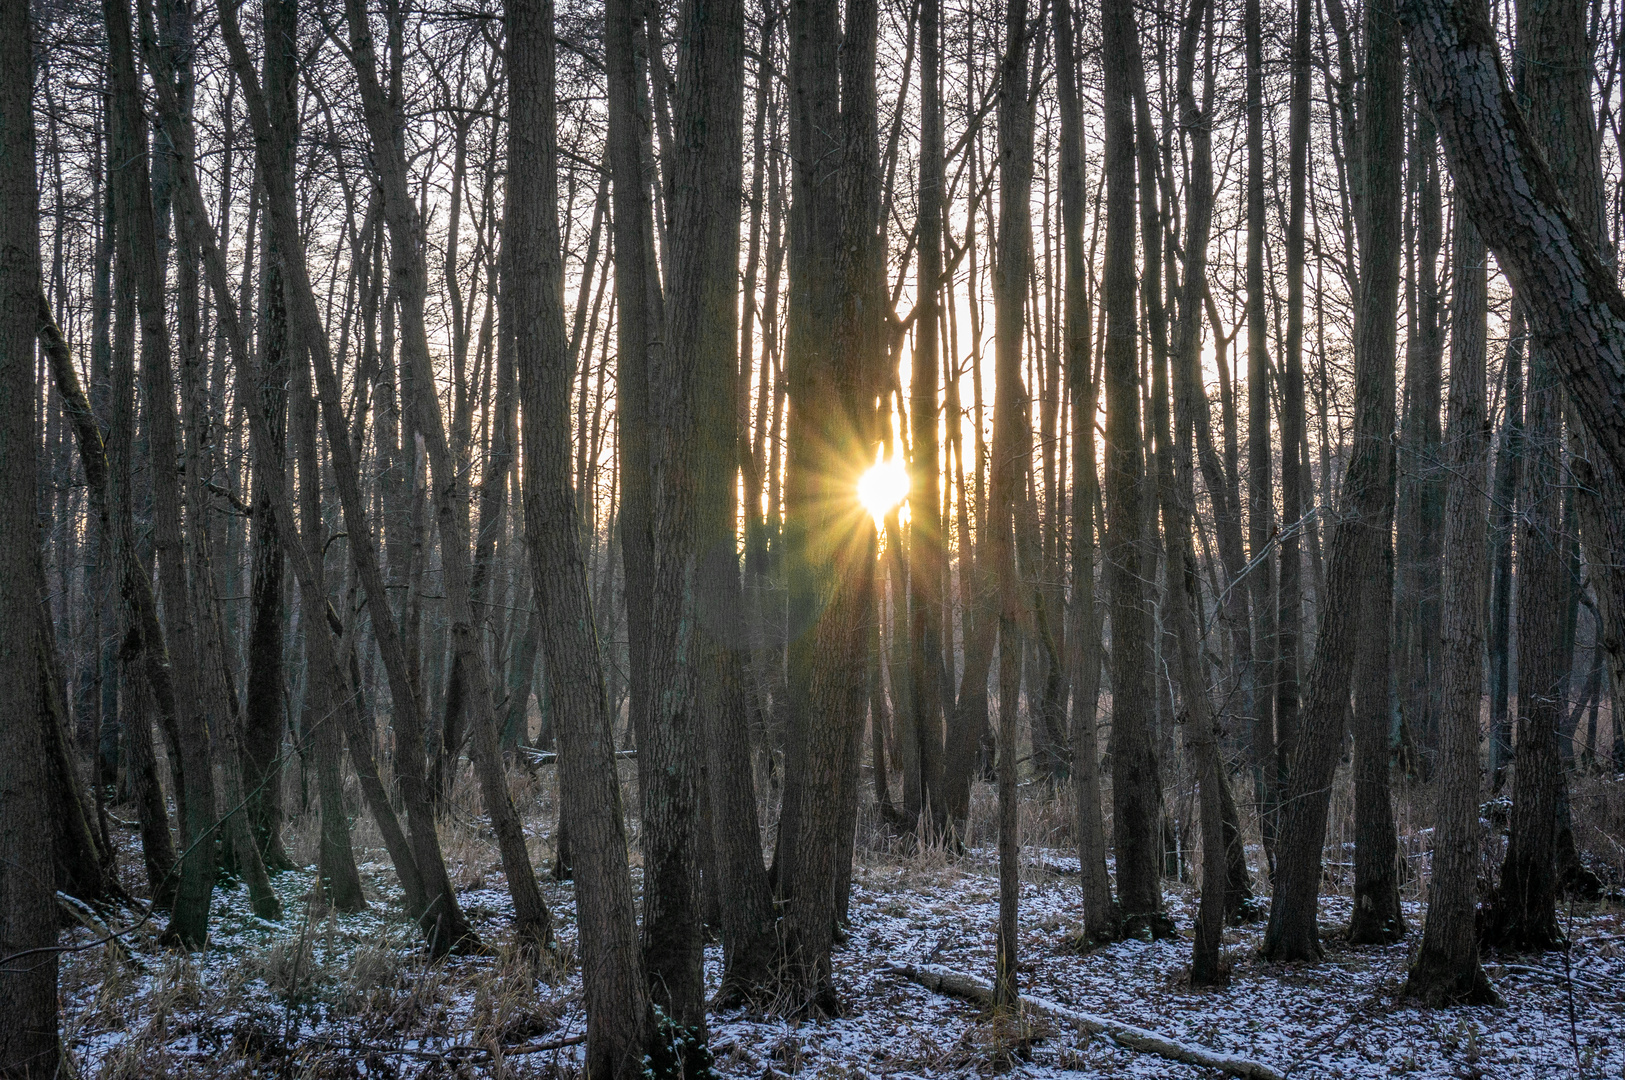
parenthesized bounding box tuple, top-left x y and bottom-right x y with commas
(108, 0, 220, 948)
(1263, 0, 1402, 961)
(1056, 0, 1117, 944)
(777, 0, 878, 1013)
(668, 0, 780, 1004)
(909, 0, 948, 839)
(1101, 0, 1167, 939)
(0, 3, 59, 1065)
(1404, 210, 1500, 1006)
(1400, 0, 1625, 480)
(240, 0, 296, 875)
(1244, 0, 1278, 846)
(508, 0, 650, 1068)
(991, 0, 1035, 1005)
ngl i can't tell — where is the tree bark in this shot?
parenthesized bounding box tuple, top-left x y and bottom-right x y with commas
(508, 0, 651, 1068)
(107, 0, 219, 947)
(1403, 209, 1500, 1006)
(1399, 0, 1625, 480)
(776, 0, 878, 1012)
(0, 3, 59, 1062)
(991, 0, 1035, 1004)
(240, 0, 296, 875)
(1263, 0, 1402, 961)
(909, 0, 948, 838)
(1056, 0, 1117, 944)
(1487, 303, 1524, 786)
(1102, 0, 1168, 940)
(1244, 0, 1278, 849)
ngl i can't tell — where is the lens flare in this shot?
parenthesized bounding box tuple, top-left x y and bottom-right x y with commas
(858, 446, 910, 527)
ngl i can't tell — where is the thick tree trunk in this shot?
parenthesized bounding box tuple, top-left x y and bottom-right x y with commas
(1404, 209, 1499, 1006)
(240, 0, 296, 875)
(776, 0, 878, 1013)
(0, 8, 60, 1063)
(508, 0, 650, 1069)
(1400, 0, 1625, 480)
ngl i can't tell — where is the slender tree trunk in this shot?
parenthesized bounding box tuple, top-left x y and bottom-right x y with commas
(1056, 0, 1117, 944)
(1276, 0, 1310, 797)
(508, 0, 650, 1068)
(1102, 0, 1168, 941)
(1244, 0, 1278, 854)
(107, 0, 219, 947)
(1488, 304, 1524, 787)
(990, 0, 1035, 1005)
(1404, 209, 1499, 1005)
(1263, 0, 1402, 960)
(909, 0, 948, 838)
(1394, 105, 1445, 774)
(606, 0, 662, 844)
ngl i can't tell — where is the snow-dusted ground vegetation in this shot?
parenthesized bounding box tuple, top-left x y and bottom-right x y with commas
(60, 766, 1625, 1078)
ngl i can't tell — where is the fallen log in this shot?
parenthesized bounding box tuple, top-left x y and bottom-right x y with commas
(520, 748, 636, 767)
(890, 962, 1286, 1080)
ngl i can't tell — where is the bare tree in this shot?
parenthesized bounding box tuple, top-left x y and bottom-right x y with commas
(0, 0, 59, 1064)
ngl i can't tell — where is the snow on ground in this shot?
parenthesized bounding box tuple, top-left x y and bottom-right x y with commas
(59, 784, 1625, 1078)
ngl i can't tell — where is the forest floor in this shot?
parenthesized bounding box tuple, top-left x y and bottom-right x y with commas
(60, 763, 1625, 1079)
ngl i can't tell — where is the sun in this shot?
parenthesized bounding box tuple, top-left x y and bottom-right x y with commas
(858, 446, 910, 527)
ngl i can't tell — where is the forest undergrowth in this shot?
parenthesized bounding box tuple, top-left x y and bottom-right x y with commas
(57, 752, 1625, 1079)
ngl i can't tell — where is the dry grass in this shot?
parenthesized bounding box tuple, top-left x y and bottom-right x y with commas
(59, 707, 1625, 1077)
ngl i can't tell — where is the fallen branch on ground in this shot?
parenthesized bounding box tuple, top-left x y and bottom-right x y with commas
(520, 748, 636, 766)
(890, 962, 1286, 1080)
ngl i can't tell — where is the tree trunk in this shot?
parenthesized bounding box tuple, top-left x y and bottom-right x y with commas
(0, 8, 60, 1061)
(1244, 0, 1278, 848)
(991, 0, 1035, 1004)
(508, 0, 651, 1068)
(240, 0, 296, 875)
(909, 0, 948, 837)
(1102, 0, 1168, 940)
(1276, 0, 1311, 800)
(1394, 105, 1445, 774)
(107, 0, 220, 947)
(1056, 0, 1118, 944)
(1400, 0, 1625, 481)
(1404, 209, 1499, 1006)
(1263, 0, 1402, 961)
(776, 0, 878, 1013)
(1487, 304, 1524, 787)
